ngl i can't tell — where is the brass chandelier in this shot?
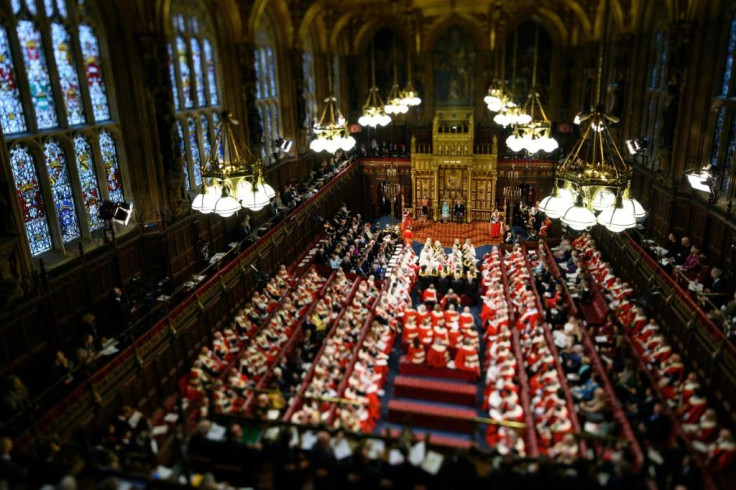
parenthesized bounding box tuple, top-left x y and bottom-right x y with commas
(191, 111, 274, 217)
(539, 0, 644, 232)
(310, 57, 356, 154)
(358, 43, 391, 128)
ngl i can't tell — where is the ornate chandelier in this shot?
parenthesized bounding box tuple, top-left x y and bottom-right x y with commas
(400, 53, 421, 107)
(310, 58, 355, 154)
(358, 43, 391, 128)
(540, 2, 644, 233)
(191, 111, 275, 217)
(506, 26, 558, 155)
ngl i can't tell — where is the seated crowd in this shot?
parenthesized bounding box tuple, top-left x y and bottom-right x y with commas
(572, 233, 736, 476)
(402, 238, 481, 376)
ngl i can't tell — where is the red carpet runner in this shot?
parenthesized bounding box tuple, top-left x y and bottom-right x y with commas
(410, 220, 500, 247)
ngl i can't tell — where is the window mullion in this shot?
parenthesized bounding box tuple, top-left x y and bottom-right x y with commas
(65, 136, 92, 239)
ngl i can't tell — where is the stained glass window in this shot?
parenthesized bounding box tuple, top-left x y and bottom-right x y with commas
(190, 38, 206, 107)
(0, 27, 27, 134)
(254, 19, 280, 162)
(10, 146, 52, 256)
(99, 130, 124, 203)
(176, 37, 193, 108)
(51, 23, 85, 125)
(73, 135, 103, 231)
(26, 0, 37, 15)
(79, 24, 110, 122)
(203, 39, 218, 105)
(17, 20, 58, 129)
(44, 140, 81, 243)
(57, 0, 67, 18)
(712, 108, 726, 166)
(722, 15, 736, 97)
(177, 121, 189, 190)
(168, 44, 179, 111)
(44, 0, 55, 17)
(11, 0, 21, 14)
(188, 117, 202, 186)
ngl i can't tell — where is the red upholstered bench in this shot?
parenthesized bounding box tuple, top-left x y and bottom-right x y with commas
(387, 399, 477, 433)
(387, 428, 473, 450)
(393, 376, 476, 406)
(399, 357, 479, 381)
(579, 281, 608, 326)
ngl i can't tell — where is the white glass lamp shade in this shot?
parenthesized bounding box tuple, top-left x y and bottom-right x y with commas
(620, 196, 646, 221)
(591, 189, 616, 211)
(493, 112, 511, 128)
(192, 183, 221, 214)
(213, 192, 241, 218)
(237, 179, 270, 211)
(261, 180, 276, 200)
(515, 112, 532, 126)
(310, 137, 326, 153)
(539, 186, 574, 219)
(506, 134, 524, 153)
(539, 135, 559, 153)
(597, 205, 636, 232)
(561, 205, 597, 230)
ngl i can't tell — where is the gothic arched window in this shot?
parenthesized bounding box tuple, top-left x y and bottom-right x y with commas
(301, 36, 317, 129)
(641, 28, 668, 157)
(2, 0, 125, 258)
(169, 0, 221, 192)
(708, 10, 736, 199)
(254, 16, 281, 163)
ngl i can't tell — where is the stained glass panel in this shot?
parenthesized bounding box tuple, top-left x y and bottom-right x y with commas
(73, 135, 103, 231)
(176, 37, 193, 108)
(26, 0, 37, 15)
(51, 23, 85, 125)
(254, 49, 261, 99)
(11, 0, 21, 14)
(190, 38, 206, 107)
(177, 121, 189, 190)
(44, 140, 81, 242)
(18, 20, 58, 129)
(212, 111, 223, 162)
(722, 16, 736, 97)
(267, 47, 276, 97)
(44, 0, 54, 17)
(10, 146, 52, 256)
(200, 114, 211, 163)
(0, 27, 27, 134)
(99, 130, 124, 203)
(168, 43, 179, 111)
(79, 24, 110, 122)
(188, 117, 202, 186)
(56, 0, 67, 18)
(712, 108, 726, 166)
(203, 39, 218, 105)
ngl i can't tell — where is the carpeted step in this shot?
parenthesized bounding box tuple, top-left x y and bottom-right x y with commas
(387, 399, 477, 434)
(393, 376, 476, 406)
(399, 358, 479, 382)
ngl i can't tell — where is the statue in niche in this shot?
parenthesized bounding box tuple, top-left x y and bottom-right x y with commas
(434, 26, 476, 106)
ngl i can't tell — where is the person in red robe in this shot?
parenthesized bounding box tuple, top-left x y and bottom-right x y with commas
(407, 337, 425, 364)
(454, 339, 480, 377)
(709, 429, 736, 471)
(422, 284, 438, 309)
(427, 338, 449, 368)
(489, 209, 503, 239)
(401, 210, 413, 233)
(402, 225, 414, 247)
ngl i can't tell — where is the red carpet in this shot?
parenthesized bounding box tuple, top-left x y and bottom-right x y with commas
(387, 399, 477, 433)
(393, 376, 476, 406)
(410, 220, 500, 248)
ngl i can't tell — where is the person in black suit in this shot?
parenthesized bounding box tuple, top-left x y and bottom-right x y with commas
(704, 267, 728, 309)
(453, 200, 465, 223)
(0, 437, 27, 487)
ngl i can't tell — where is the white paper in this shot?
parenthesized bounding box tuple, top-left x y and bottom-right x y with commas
(152, 425, 168, 436)
(420, 451, 444, 475)
(100, 344, 119, 356)
(154, 466, 173, 479)
(263, 427, 280, 442)
(301, 430, 318, 450)
(333, 438, 353, 460)
(367, 439, 386, 460)
(163, 413, 179, 423)
(267, 409, 281, 420)
(206, 422, 227, 441)
(388, 449, 405, 465)
(408, 441, 426, 466)
(691, 441, 708, 453)
(288, 428, 300, 448)
(128, 411, 143, 428)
